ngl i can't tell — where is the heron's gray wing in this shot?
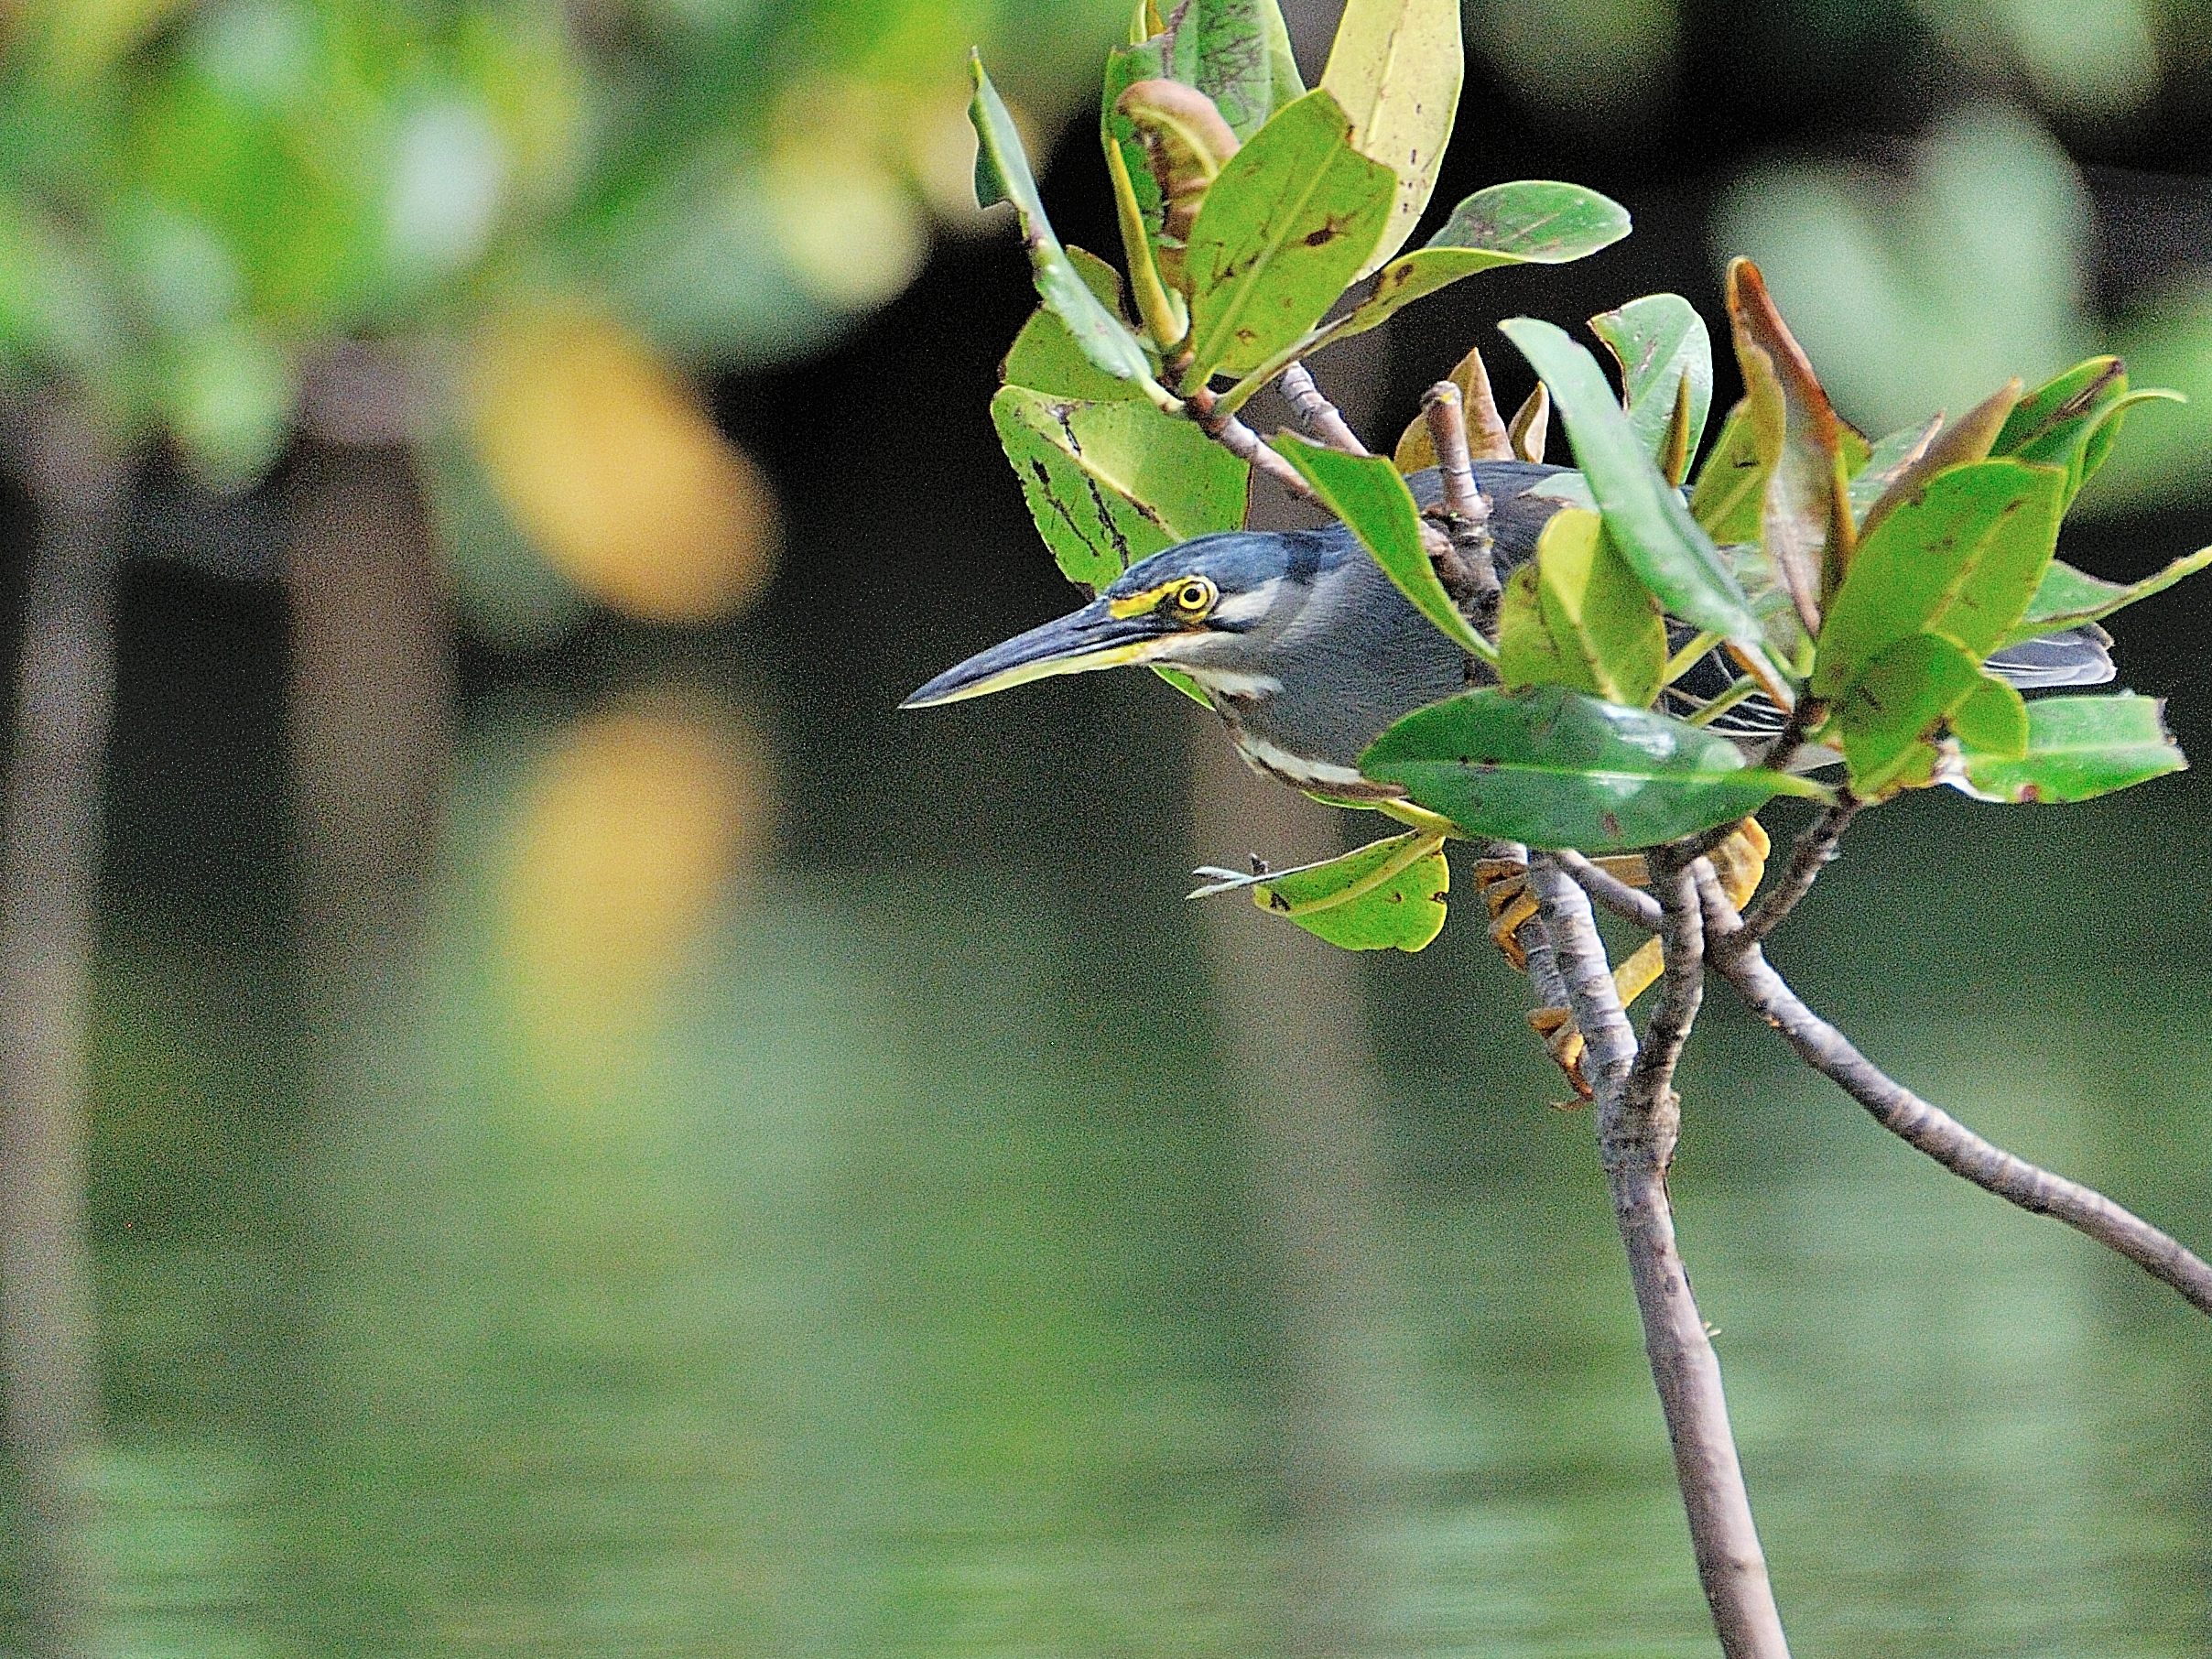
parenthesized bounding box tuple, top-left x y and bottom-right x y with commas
(1983, 623, 2115, 689)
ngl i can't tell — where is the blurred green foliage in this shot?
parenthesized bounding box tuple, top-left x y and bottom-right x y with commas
(0, 0, 1125, 634)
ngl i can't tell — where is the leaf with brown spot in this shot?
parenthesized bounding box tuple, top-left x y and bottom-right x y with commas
(1181, 88, 1395, 378)
(1320, 0, 1464, 276)
(992, 385, 1249, 590)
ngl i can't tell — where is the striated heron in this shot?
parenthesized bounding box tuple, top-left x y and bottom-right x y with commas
(902, 461, 2115, 791)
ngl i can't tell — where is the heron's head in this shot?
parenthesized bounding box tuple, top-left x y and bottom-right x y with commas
(901, 531, 1318, 710)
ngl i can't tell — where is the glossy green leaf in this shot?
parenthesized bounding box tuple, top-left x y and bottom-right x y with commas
(1812, 459, 2065, 699)
(1504, 505, 1666, 706)
(1001, 248, 1144, 401)
(1993, 355, 2183, 504)
(1687, 400, 1764, 544)
(1182, 89, 1394, 378)
(1499, 319, 1772, 663)
(1829, 633, 1990, 797)
(1361, 685, 1826, 851)
(1726, 259, 1851, 628)
(1270, 432, 1491, 657)
(1193, 830, 1450, 950)
(1591, 294, 1712, 480)
(1999, 546, 2212, 646)
(1320, 0, 1463, 277)
(1325, 183, 1632, 344)
(1961, 693, 2187, 803)
(972, 56, 1157, 391)
(992, 386, 1248, 590)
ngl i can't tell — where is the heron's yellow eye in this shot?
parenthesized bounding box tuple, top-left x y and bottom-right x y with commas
(1172, 578, 1216, 617)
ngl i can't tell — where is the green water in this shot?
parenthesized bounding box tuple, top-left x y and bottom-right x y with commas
(7, 671, 2212, 1657)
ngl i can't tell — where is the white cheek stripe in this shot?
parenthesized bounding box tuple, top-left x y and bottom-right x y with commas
(1230, 729, 1370, 789)
(1207, 580, 1280, 628)
(1180, 667, 1283, 698)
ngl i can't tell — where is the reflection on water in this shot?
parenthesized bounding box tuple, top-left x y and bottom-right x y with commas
(4, 645, 2210, 1654)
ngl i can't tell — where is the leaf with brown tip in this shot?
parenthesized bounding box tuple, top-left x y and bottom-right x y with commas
(1393, 343, 1513, 471)
(1860, 379, 2022, 538)
(1509, 382, 1549, 462)
(1725, 257, 1851, 634)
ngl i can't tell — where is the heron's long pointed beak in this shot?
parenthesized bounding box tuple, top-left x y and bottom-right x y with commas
(901, 600, 1174, 709)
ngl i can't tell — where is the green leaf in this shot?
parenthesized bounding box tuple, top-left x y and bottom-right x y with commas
(1155, 665, 1213, 706)
(1319, 0, 1464, 277)
(971, 56, 1158, 392)
(1812, 458, 2066, 698)
(1846, 416, 1941, 524)
(1828, 633, 1992, 797)
(1360, 685, 1826, 852)
(1111, 78, 1242, 269)
(1687, 400, 1764, 544)
(1269, 432, 1492, 658)
(1961, 693, 2187, 803)
(1725, 258, 1851, 628)
(1102, 38, 1171, 231)
(1953, 674, 2028, 760)
(1001, 248, 1145, 400)
(1258, 0, 1305, 113)
(1999, 546, 2212, 646)
(1194, 830, 1450, 950)
(1499, 505, 1666, 705)
(1182, 89, 1395, 379)
(1186, 0, 1278, 139)
(992, 386, 1249, 590)
(1859, 380, 2022, 539)
(1590, 294, 1712, 478)
(1497, 561, 1570, 691)
(1499, 318, 1772, 662)
(1993, 355, 2183, 504)
(1324, 183, 1632, 345)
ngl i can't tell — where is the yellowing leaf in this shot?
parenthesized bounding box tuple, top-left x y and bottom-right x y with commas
(1533, 507, 1667, 707)
(1394, 344, 1513, 472)
(1321, 0, 1465, 277)
(467, 306, 779, 623)
(1725, 258, 1850, 629)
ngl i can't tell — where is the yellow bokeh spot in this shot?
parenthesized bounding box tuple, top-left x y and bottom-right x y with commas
(495, 699, 767, 1101)
(761, 146, 930, 310)
(467, 306, 779, 623)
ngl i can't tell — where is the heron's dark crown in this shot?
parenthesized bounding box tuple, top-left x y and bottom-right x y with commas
(1107, 529, 1330, 608)
(1104, 459, 1574, 614)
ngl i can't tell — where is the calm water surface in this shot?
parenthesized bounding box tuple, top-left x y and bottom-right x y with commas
(4, 549, 2210, 1657)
